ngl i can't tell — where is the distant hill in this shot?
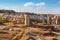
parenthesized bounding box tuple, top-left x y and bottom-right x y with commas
(0, 9, 16, 13)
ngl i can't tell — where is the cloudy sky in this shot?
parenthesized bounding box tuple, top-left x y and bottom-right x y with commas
(0, 0, 60, 14)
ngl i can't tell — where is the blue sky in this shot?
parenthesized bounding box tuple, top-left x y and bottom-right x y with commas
(0, 0, 60, 14)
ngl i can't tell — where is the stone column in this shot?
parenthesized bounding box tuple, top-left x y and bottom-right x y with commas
(56, 16, 58, 24)
(24, 14, 30, 26)
(47, 15, 50, 24)
(40, 14, 45, 24)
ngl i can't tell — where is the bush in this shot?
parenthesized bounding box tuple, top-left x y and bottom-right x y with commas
(0, 16, 8, 23)
(0, 20, 7, 23)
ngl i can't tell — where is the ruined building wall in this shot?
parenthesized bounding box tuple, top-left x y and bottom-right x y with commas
(0, 13, 60, 26)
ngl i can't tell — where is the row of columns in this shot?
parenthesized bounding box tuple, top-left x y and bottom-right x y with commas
(25, 14, 59, 26)
(0, 13, 30, 26)
(0, 13, 59, 26)
(47, 15, 58, 25)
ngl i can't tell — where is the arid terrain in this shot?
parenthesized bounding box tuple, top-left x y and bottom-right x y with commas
(0, 10, 60, 40)
(0, 25, 60, 40)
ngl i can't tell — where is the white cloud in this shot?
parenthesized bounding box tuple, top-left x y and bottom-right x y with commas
(36, 2, 45, 7)
(24, 2, 45, 7)
(21, 2, 60, 14)
(23, 2, 46, 13)
(24, 2, 36, 7)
